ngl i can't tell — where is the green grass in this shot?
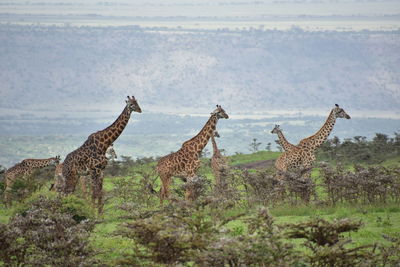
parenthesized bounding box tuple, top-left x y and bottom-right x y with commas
(381, 156, 400, 167)
(229, 151, 280, 166)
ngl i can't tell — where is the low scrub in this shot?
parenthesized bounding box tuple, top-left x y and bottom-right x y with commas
(0, 195, 97, 266)
(320, 164, 400, 205)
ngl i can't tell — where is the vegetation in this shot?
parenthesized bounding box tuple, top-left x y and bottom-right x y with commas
(0, 135, 399, 266)
(0, 195, 97, 266)
(318, 133, 400, 164)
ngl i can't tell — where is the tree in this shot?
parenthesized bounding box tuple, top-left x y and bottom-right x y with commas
(274, 140, 283, 152)
(249, 138, 262, 153)
(265, 142, 272, 152)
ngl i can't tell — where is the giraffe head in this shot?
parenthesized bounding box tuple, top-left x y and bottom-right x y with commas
(50, 156, 61, 166)
(126, 96, 142, 113)
(271, 124, 281, 134)
(211, 105, 229, 119)
(333, 104, 351, 119)
(214, 131, 220, 138)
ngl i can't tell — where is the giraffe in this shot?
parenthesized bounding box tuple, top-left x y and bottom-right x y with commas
(156, 105, 229, 202)
(51, 144, 118, 197)
(275, 104, 350, 176)
(78, 144, 118, 199)
(58, 96, 141, 213)
(4, 156, 60, 205)
(211, 130, 229, 188)
(271, 124, 296, 152)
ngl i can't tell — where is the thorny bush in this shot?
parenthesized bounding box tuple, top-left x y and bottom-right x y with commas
(116, 199, 300, 266)
(320, 164, 400, 205)
(0, 195, 97, 267)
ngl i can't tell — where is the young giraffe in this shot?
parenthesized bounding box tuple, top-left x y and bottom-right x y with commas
(157, 105, 229, 202)
(51, 144, 118, 197)
(271, 124, 296, 152)
(211, 130, 229, 188)
(275, 104, 350, 177)
(4, 156, 60, 205)
(59, 96, 141, 213)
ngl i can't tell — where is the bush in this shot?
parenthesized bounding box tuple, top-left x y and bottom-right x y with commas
(240, 169, 283, 205)
(116, 200, 299, 266)
(5, 166, 55, 204)
(0, 195, 97, 266)
(12, 192, 96, 222)
(320, 164, 400, 205)
(284, 217, 375, 266)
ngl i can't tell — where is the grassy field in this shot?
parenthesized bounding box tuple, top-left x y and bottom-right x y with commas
(0, 151, 399, 265)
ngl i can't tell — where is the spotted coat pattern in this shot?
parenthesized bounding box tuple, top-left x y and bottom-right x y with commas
(156, 105, 229, 202)
(275, 105, 351, 177)
(4, 156, 60, 204)
(52, 145, 117, 197)
(211, 131, 229, 188)
(271, 125, 296, 152)
(58, 96, 141, 213)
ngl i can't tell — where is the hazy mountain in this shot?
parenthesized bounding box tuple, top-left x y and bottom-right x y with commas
(0, 25, 399, 116)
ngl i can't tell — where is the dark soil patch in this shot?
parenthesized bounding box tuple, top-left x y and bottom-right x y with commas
(233, 159, 275, 170)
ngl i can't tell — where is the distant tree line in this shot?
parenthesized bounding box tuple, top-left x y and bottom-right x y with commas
(317, 133, 400, 164)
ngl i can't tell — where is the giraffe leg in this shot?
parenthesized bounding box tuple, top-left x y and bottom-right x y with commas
(90, 156, 107, 214)
(4, 176, 15, 207)
(159, 173, 171, 204)
(90, 169, 104, 214)
(184, 176, 196, 201)
(61, 164, 80, 195)
(79, 175, 90, 200)
(185, 160, 200, 201)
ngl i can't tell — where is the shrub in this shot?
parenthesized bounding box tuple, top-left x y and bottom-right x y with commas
(320, 164, 400, 205)
(240, 169, 283, 205)
(5, 166, 55, 204)
(284, 217, 375, 266)
(375, 234, 400, 266)
(0, 195, 97, 266)
(116, 200, 299, 266)
(108, 169, 159, 218)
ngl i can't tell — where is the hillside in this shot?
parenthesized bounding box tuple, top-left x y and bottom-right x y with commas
(0, 25, 399, 114)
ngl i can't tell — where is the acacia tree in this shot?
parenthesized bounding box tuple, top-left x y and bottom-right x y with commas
(249, 138, 262, 152)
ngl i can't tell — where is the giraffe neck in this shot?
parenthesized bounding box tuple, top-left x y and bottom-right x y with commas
(276, 130, 295, 151)
(182, 115, 218, 154)
(301, 110, 336, 151)
(211, 135, 220, 156)
(95, 106, 132, 152)
(23, 158, 55, 169)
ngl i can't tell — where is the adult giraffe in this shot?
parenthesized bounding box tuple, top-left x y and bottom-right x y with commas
(51, 144, 118, 198)
(58, 96, 141, 213)
(4, 156, 60, 205)
(275, 104, 350, 177)
(157, 105, 229, 202)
